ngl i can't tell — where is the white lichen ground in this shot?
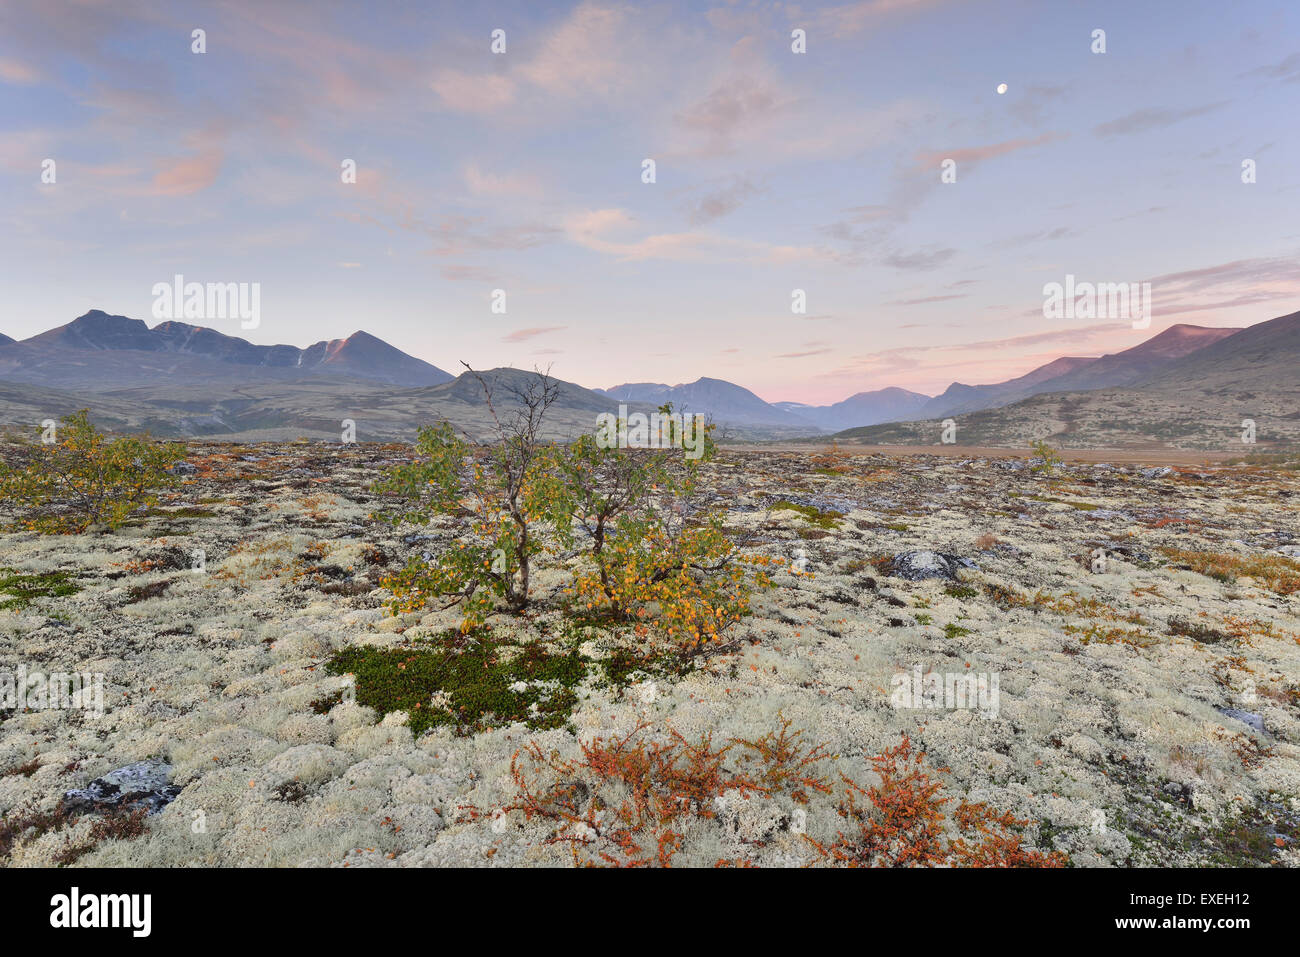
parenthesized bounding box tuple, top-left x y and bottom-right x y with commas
(1, 445, 1297, 867)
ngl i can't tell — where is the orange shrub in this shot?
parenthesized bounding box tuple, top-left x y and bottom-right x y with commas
(808, 734, 1067, 868)
(504, 719, 1065, 868)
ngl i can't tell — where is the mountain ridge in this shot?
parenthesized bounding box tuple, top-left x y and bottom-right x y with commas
(8, 310, 453, 388)
(919, 324, 1240, 419)
(0, 311, 1275, 443)
(830, 311, 1298, 450)
(773, 387, 932, 431)
(601, 377, 817, 428)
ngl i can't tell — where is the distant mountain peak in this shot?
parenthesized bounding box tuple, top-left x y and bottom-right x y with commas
(6, 309, 453, 389)
(48, 310, 155, 350)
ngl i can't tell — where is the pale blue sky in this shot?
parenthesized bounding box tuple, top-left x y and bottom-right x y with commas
(2, 0, 1298, 403)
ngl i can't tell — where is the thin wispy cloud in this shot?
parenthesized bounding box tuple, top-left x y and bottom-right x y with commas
(684, 175, 762, 225)
(1093, 102, 1230, 137)
(913, 132, 1065, 170)
(503, 326, 567, 343)
(889, 294, 967, 305)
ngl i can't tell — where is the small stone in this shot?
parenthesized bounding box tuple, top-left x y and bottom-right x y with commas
(1216, 707, 1266, 735)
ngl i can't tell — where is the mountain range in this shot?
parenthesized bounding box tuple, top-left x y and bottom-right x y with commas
(773, 388, 932, 431)
(601, 378, 816, 429)
(1, 308, 1294, 448)
(836, 310, 1300, 451)
(916, 324, 1241, 419)
(0, 310, 452, 390)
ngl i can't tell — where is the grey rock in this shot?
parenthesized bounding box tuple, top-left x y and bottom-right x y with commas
(1216, 707, 1266, 735)
(1096, 542, 1151, 563)
(63, 759, 182, 816)
(1161, 781, 1194, 806)
(166, 461, 197, 476)
(1140, 466, 1173, 479)
(1085, 509, 1131, 521)
(888, 550, 977, 582)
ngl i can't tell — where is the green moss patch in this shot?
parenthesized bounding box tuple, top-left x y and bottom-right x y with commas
(0, 568, 80, 610)
(770, 500, 843, 529)
(325, 628, 587, 736)
(1166, 616, 1228, 644)
(597, 645, 690, 690)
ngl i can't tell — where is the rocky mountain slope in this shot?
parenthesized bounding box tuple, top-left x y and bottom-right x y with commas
(836, 312, 1299, 451)
(776, 387, 932, 431)
(920, 325, 1240, 420)
(1, 311, 453, 389)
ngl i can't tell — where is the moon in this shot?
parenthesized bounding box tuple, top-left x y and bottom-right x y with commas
(996, 82, 1008, 95)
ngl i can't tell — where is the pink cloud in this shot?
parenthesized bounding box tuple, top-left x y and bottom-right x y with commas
(503, 326, 567, 343)
(151, 148, 223, 196)
(519, 1, 631, 97)
(914, 132, 1064, 171)
(431, 71, 516, 112)
(463, 164, 541, 198)
(811, 0, 953, 38)
(0, 57, 38, 84)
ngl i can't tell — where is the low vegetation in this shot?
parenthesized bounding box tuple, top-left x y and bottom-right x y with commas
(0, 802, 149, 866)
(808, 734, 1066, 867)
(504, 720, 1065, 868)
(1162, 547, 1300, 596)
(325, 627, 586, 736)
(0, 567, 80, 610)
(3, 386, 1296, 868)
(1029, 439, 1063, 474)
(770, 500, 844, 529)
(0, 410, 184, 533)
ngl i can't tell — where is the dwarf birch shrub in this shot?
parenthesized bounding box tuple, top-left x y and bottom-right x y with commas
(373, 369, 569, 628)
(1030, 439, 1062, 474)
(0, 410, 184, 533)
(505, 719, 1066, 868)
(567, 511, 775, 650)
(554, 410, 775, 651)
(807, 734, 1068, 868)
(374, 386, 774, 646)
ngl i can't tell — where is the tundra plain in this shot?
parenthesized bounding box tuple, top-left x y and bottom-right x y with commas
(1, 442, 1297, 867)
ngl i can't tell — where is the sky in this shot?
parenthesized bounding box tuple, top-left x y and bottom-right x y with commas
(2, 0, 1299, 405)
